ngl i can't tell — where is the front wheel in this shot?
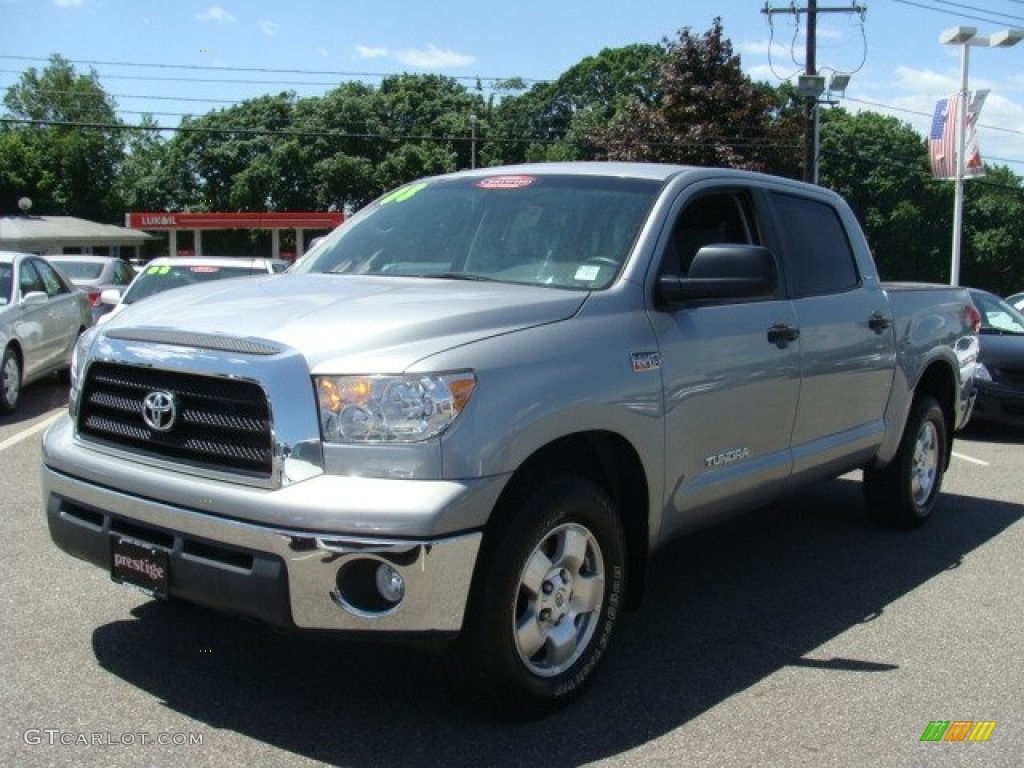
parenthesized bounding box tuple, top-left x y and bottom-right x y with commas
(449, 473, 626, 714)
(1, 346, 21, 414)
(863, 395, 948, 528)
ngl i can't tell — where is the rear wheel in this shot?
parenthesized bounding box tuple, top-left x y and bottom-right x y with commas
(449, 473, 626, 714)
(1, 346, 21, 414)
(864, 395, 947, 528)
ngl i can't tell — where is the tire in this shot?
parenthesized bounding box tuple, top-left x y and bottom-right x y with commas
(449, 473, 626, 714)
(863, 395, 948, 528)
(1, 346, 21, 415)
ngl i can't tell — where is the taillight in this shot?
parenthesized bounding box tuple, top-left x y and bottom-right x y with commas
(965, 303, 981, 334)
(86, 291, 102, 307)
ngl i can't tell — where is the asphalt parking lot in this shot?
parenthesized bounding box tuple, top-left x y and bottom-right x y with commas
(1, 379, 1021, 768)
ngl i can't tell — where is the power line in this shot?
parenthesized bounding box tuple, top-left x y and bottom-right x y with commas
(0, 116, 804, 153)
(927, 0, 1024, 24)
(0, 55, 547, 87)
(892, 0, 1024, 27)
(842, 96, 1024, 141)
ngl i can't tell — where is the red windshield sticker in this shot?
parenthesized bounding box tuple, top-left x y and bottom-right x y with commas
(476, 175, 536, 190)
(189, 266, 221, 273)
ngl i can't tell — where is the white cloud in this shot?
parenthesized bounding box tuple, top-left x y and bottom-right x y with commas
(259, 20, 280, 36)
(316, 47, 329, 58)
(816, 25, 844, 42)
(356, 45, 389, 59)
(196, 6, 236, 24)
(395, 44, 475, 69)
(53, 0, 84, 6)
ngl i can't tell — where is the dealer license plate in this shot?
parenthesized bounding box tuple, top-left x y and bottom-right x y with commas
(110, 536, 169, 598)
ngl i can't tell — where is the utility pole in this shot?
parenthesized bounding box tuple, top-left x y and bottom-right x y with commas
(804, 0, 817, 184)
(762, 2, 867, 184)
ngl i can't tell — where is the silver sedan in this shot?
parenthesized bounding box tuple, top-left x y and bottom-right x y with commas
(1, 250, 93, 414)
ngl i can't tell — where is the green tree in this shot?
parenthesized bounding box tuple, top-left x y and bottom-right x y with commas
(1, 53, 124, 220)
(116, 114, 171, 212)
(373, 73, 484, 173)
(490, 44, 666, 164)
(156, 92, 301, 212)
(589, 19, 798, 170)
(818, 108, 948, 281)
(960, 167, 1024, 293)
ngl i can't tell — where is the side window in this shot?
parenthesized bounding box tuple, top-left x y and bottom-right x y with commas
(116, 261, 135, 284)
(665, 192, 757, 275)
(19, 260, 46, 296)
(33, 259, 70, 296)
(770, 192, 859, 296)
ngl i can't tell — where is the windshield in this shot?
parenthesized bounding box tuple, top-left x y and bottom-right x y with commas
(972, 291, 1024, 334)
(49, 260, 103, 280)
(122, 263, 266, 305)
(292, 174, 660, 290)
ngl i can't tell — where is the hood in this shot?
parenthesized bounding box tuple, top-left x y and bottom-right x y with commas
(99, 273, 587, 371)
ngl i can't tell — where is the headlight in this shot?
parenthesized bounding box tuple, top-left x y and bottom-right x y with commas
(974, 362, 992, 382)
(68, 327, 100, 415)
(316, 372, 476, 443)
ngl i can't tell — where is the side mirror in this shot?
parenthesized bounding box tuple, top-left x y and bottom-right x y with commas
(20, 291, 49, 307)
(657, 244, 777, 306)
(100, 288, 122, 306)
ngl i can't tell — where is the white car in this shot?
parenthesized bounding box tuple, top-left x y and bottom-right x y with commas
(99, 256, 287, 324)
(1, 250, 93, 413)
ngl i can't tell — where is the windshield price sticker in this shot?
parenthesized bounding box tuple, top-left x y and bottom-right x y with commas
(476, 175, 536, 190)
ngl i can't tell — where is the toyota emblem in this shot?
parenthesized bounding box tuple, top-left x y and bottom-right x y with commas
(142, 390, 177, 432)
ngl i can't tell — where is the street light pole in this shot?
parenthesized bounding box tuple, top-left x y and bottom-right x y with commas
(949, 39, 969, 287)
(470, 114, 477, 170)
(940, 26, 1024, 286)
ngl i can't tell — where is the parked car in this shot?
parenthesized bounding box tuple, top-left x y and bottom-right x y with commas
(98, 256, 288, 324)
(967, 288, 1024, 428)
(45, 254, 136, 322)
(1, 250, 92, 414)
(1005, 291, 1024, 312)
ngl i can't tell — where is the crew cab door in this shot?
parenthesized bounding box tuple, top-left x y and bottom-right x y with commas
(648, 187, 801, 538)
(766, 191, 895, 475)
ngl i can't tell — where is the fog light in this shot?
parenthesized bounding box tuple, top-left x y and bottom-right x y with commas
(375, 563, 405, 604)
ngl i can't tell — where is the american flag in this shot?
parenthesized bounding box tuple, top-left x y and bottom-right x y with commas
(929, 93, 960, 180)
(929, 90, 988, 180)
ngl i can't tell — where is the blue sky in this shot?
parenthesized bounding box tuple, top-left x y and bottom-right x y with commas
(1, 0, 1022, 172)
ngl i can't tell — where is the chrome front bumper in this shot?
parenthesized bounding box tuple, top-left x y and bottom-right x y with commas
(43, 417, 488, 633)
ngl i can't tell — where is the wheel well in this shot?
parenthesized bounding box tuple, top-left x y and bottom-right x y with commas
(3, 340, 22, 367)
(488, 432, 650, 608)
(913, 361, 956, 469)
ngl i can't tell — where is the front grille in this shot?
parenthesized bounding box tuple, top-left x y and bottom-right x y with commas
(78, 362, 273, 477)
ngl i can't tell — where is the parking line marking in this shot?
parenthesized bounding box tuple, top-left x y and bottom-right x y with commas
(952, 451, 989, 467)
(0, 412, 63, 453)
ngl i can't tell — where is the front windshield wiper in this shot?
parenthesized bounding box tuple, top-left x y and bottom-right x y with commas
(980, 326, 1024, 336)
(420, 272, 498, 283)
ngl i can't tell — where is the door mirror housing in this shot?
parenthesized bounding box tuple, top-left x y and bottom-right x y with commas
(100, 288, 122, 306)
(20, 291, 49, 308)
(657, 244, 777, 306)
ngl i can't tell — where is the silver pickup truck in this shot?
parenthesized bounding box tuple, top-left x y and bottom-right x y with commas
(43, 163, 978, 712)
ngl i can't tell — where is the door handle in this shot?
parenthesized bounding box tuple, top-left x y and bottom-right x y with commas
(767, 323, 800, 345)
(869, 311, 893, 334)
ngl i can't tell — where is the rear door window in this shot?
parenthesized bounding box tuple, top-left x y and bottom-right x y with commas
(769, 192, 859, 296)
